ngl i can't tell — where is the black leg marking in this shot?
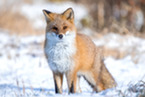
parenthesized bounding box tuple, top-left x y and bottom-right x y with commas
(70, 81, 74, 93)
(83, 76, 98, 92)
(54, 80, 60, 93)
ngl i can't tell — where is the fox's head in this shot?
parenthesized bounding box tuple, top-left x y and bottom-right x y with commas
(43, 8, 76, 41)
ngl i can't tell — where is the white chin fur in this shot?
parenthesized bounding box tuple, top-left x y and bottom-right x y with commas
(45, 31, 76, 73)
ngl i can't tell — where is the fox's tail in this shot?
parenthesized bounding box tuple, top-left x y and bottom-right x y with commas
(98, 59, 117, 90)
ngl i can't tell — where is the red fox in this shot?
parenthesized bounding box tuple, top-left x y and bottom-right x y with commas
(43, 8, 116, 94)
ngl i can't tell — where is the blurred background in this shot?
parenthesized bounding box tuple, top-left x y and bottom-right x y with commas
(1, 0, 145, 59)
(0, 0, 145, 35)
(77, 0, 145, 34)
(0, 0, 145, 96)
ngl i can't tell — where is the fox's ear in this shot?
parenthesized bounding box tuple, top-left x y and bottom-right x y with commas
(62, 8, 74, 20)
(43, 9, 54, 22)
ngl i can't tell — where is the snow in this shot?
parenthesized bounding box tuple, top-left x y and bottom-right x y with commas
(94, 33, 145, 51)
(0, 31, 145, 97)
(105, 56, 145, 85)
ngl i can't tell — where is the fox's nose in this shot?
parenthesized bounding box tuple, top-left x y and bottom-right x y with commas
(58, 34, 63, 39)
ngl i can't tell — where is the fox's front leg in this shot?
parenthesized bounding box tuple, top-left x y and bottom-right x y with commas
(76, 76, 82, 93)
(53, 72, 63, 94)
(66, 71, 77, 94)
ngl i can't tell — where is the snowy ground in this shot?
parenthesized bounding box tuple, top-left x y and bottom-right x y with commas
(0, 31, 145, 97)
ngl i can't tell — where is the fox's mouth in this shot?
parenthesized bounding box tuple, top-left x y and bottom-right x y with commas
(46, 31, 75, 42)
(51, 33, 65, 41)
(52, 33, 68, 40)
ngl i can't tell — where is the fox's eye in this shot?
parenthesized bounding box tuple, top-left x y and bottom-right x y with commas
(52, 26, 58, 31)
(63, 26, 67, 30)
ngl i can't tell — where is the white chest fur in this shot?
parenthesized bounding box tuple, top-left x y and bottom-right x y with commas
(45, 32, 76, 73)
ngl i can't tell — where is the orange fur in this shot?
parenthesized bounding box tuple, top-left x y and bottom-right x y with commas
(43, 8, 116, 94)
